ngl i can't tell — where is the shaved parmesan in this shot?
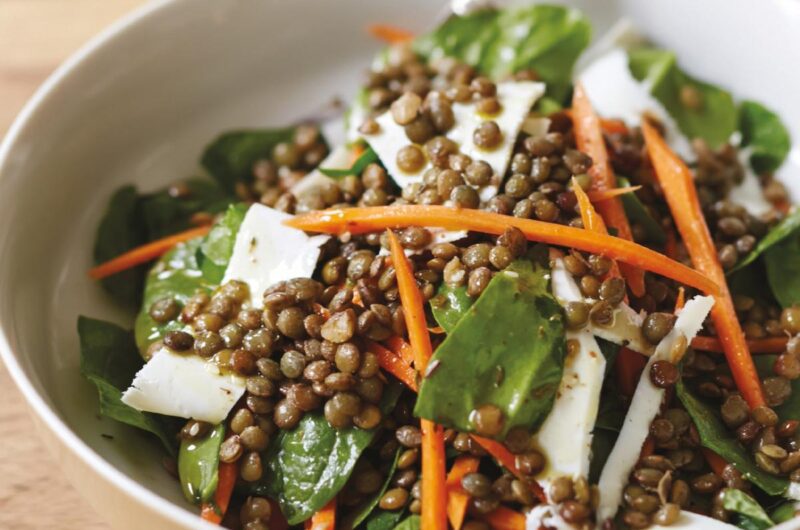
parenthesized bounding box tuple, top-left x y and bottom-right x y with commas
(650, 511, 738, 529)
(290, 144, 352, 201)
(728, 146, 773, 217)
(526, 504, 574, 530)
(596, 295, 715, 526)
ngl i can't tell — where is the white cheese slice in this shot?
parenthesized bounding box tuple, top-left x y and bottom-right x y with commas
(650, 511, 739, 530)
(596, 295, 715, 526)
(525, 504, 575, 530)
(579, 48, 695, 162)
(363, 81, 545, 199)
(222, 204, 330, 308)
(121, 347, 246, 424)
(727, 146, 774, 217)
(290, 144, 352, 201)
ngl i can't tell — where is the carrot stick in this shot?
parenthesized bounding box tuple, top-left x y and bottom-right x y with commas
(572, 83, 646, 297)
(675, 287, 686, 312)
(446, 456, 481, 530)
(573, 178, 608, 234)
(599, 118, 630, 136)
(306, 498, 336, 530)
(285, 206, 718, 296)
(387, 230, 447, 530)
(385, 335, 416, 365)
(702, 448, 728, 477)
(481, 506, 527, 530)
(200, 461, 238, 524)
(642, 121, 766, 410)
(367, 24, 414, 43)
(470, 436, 547, 504)
(366, 341, 418, 391)
(89, 225, 211, 280)
(691, 336, 788, 355)
(586, 185, 642, 203)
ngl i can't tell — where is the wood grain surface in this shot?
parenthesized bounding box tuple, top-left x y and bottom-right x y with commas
(0, 2, 147, 528)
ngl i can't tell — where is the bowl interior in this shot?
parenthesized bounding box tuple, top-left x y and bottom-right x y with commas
(0, 0, 799, 525)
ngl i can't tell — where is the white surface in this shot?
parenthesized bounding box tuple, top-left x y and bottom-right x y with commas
(121, 347, 245, 424)
(222, 204, 329, 308)
(650, 511, 739, 530)
(596, 295, 715, 525)
(290, 144, 351, 201)
(0, 0, 799, 529)
(729, 147, 774, 217)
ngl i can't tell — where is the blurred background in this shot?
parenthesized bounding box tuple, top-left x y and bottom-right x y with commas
(0, 2, 146, 527)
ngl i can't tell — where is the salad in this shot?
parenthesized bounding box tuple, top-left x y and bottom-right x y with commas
(80, 4, 800, 530)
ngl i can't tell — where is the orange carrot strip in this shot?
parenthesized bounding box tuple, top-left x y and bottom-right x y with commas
(616, 347, 647, 398)
(586, 185, 642, 203)
(306, 498, 336, 530)
(572, 83, 646, 297)
(691, 336, 788, 355)
(89, 225, 211, 280)
(642, 121, 765, 410)
(388, 230, 447, 530)
(675, 287, 686, 312)
(200, 461, 238, 524)
(367, 24, 414, 44)
(471, 436, 547, 504)
(640, 437, 655, 459)
(446, 456, 481, 530)
(367, 340, 418, 391)
(350, 143, 366, 164)
(573, 178, 608, 233)
(385, 335, 416, 365)
(600, 118, 630, 136)
(481, 506, 527, 530)
(428, 325, 446, 334)
(285, 206, 718, 296)
(702, 448, 728, 477)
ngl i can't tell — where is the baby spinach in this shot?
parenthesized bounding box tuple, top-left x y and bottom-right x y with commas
(739, 100, 791, 174)
(677, 380, 788, 496)
(340, 449, 401, 530)
(764, 232, 800, 308)
(319, 147, 378, 178)
(429, 284, 473, 333)
(628, 47, 737, 148)
(78, 316, 176, 454)
(415, 259, 565, 439)
(414, 5, 591, 102)
(361, 510, 406, 530)
(771, 502, 797, 524)
(617, 177, 667, 246)
(201, 128, 296, 193)
(199, 203, 248, 284)
(178, 423, 225, 505)
(392, 515, 420, 530)
(730, 209, 800, 275)
(722, 488, 774, 530)
(254, 384, 402, 524)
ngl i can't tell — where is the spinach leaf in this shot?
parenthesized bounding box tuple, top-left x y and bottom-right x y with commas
(722, 488, 774, 530)
(254, 384, 402, 524)
(78, 316, 176, 454)
(771, 502, 797, 524)
(319, 147, 378, 178)
(392, 515, 420, 530)
(201, 128, 295, 193)
(764, 231, 800, 308)
(134, 237, 211, 355)
(340, 449, 401, 529)
(628, 48, 737, 148)
(589, 352, 626, 483)
(677, 380, 788, 496)
(414, 5, 591, 102)
(139, 178, 231, 240)
(178, 423, 224, 504)
(199, 203, 248, 284)
(617, 177, 667, 246)
(363, 510, 406, 530)
(730, 209, 800, 274)
(429, 284, 474, 333)
(739, 100, 791, 174)
(415, 259, 565, 439)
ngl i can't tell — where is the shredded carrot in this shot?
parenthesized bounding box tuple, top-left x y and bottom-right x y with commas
(305, 498, 336, 530)
(471, 436, 547, 504)
(664, 229, 680, 261)
(428, 325, 446, 334)
(446, 456, 481, 530)
(599, 118, 630, 136)
(88, 225, 211, 280)
(572, 83, 645, 296)
(350, 143, 366, 164)
(691, 336, 788, 355)
(481, 506, 527, 530)
(388, 230, 447, 530)
(615, 347, 648, 398)
(643, 121, 765, 410)
(675, 287, 686, 312)
(586, 185, 642, 203)
(200, 461, 238, 524)
(385, 335, 416, 365)
(285, 206, 718, 296)
(367, 340, 418, 391)
(702, 448, 728, 477)
(367, 24, 414, 44)
(573, 178, 609, 234)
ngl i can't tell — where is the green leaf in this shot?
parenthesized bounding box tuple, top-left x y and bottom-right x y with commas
(340, 449, 401, 529)
(589, 348, 626, 483)
(361, 509, 406, 530)
(139, 178, 231, 240)
(178, 423, 225, 505)
(739, 100, 791, 174)
(319, 147, 378, 178)
(730, 209, 800, 274)
(199, 203, 248, 284)
(617, 177, 667, 246)
(429, 284, 474, 334)
(628, 48, 737, 147)
(201, 128, 295, 193)
(722, 488, 774, 530)
(771, 502, 797, 523)
(764, 231, 800, 308)
(392, 515, 420, 530)
(254, 384, 402, 524)
(676, 380, 788, 496)
(415, 258, 565, 439)
(78, 316, 176, 454)
(414, 5, 591, 102)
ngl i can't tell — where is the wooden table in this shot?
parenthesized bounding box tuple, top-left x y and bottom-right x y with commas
(0, 2, 147, 527)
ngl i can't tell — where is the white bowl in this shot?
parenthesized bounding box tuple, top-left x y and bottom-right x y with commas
(1, 0, 799, 528)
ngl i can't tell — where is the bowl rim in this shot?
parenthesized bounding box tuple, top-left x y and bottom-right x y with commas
(0, 0, 217, 527)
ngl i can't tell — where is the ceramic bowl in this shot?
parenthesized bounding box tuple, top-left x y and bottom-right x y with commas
(0, 0, 798, 528)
